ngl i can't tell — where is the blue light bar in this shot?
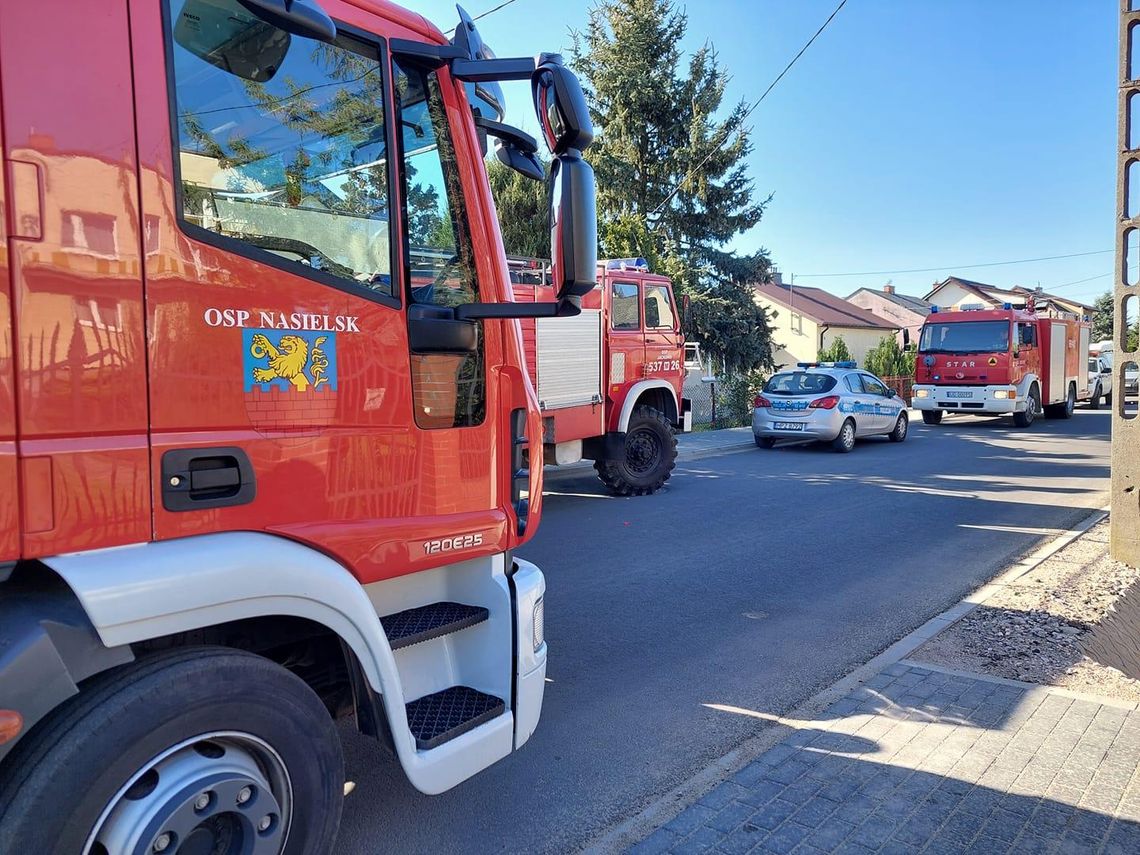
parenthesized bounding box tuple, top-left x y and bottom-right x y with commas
(605, 257, 650, 272)
(930, 306, 940, 313)
(1003, 302, 1013, 310)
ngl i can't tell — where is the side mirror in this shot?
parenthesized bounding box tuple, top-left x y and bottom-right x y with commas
(474, 116, 545, 182)
(903, 328, 911, 348)
(645, 299, 660, 329)
(237, 0, 336, 41)
(682, 294, 692, 333)
(533, 55, 596, 305)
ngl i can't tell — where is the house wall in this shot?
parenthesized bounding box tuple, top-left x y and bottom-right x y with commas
(848, 291, 927, 347)
(927, 282, 998, 312)
(820, 327, 896, 369)
(754, 295, 820, 368)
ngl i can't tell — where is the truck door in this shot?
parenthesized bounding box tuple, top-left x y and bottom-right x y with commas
(133, 0, 506, 582)
(0, 105, 15, 563)
(608, 277, 645, 392)
(642, 281, 681, 380)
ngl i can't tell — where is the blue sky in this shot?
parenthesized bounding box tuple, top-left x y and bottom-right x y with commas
(415, 0, 1117, 305)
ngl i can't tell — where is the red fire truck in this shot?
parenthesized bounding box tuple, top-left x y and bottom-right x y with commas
(509, 257, 690, 495)
(0, 0, 597, 850)
(911, 302, 1092, 427)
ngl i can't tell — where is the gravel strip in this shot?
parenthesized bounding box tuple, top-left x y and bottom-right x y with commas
(913, 519, 1140, 702)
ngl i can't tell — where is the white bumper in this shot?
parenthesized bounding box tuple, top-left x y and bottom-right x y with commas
(912, 384, 1023, 414)
(512, 558, 547, 749)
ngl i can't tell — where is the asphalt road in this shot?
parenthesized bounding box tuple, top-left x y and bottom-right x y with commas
(335, 409, 1111, 854)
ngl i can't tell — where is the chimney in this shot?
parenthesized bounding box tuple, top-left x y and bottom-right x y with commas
(883, 284, 895, 295)
(771, 271, 784, 286)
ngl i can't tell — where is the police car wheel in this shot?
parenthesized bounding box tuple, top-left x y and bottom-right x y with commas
(754, 436, 776, 449)
(888, 413, 908, 442)
(831, 420, 856, 453)
(1088, 384, 1102, 409)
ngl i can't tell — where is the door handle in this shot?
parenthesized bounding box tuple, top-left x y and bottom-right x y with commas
(161, 447, 256, 512)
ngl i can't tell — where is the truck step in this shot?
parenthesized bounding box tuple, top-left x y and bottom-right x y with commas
(381, 602, 489, 651)
(405, 686, 505, 750)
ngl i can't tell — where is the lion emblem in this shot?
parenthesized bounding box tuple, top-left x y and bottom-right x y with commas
(249, 332, 330, 392)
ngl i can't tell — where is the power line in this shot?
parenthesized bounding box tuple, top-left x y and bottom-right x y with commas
(446, 0, 524, 35)
(650, 0, 850, 219)
(1049, 272, 1113, 291)
(794, 249, 1114, 279)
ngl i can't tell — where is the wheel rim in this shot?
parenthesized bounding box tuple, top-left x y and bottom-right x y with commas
(625, 427, 662, 476)
(86, 732, 292, 855)
(842, 424, 854, 448)
(896, 416, 907, 439)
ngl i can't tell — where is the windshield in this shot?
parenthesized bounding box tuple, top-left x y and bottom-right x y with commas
(919, 321, 1010, 354)
(764, 373, 838, 395)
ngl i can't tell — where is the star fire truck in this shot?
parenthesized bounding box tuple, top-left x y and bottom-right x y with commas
(911, 300, 1092, 428)
(0, 0, 598, 851)
(509, 256, 690, 495)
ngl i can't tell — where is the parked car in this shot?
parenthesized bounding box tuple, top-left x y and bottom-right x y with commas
(752, 362, 909, 453)
(1088, 356, 1112, 408)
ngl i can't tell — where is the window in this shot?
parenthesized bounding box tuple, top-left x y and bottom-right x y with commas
(393, 61, 478, 308)
(393, 59, 485, 430)
(791, 313, 803, 335)
(165, 1, 394, 296)
(611, 282, 640, 330)
(844, 375, 861, 394)
(764, 373, 837, 395)
(644, 284, 675, 329)
(62, 211, 117, 257)
(860, 374, 890, 396)
(919, 321, 1011, 354)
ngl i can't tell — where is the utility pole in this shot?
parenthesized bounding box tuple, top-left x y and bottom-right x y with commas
(1114, 0, 1139, 565)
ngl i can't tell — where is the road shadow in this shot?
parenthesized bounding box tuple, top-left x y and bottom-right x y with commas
(650, 666, 1140, 854)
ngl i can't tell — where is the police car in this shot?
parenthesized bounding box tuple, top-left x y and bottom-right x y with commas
(752, 362, 909, 453)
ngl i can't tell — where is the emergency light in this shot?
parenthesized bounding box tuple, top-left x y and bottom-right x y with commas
(606, 258, 650, 272)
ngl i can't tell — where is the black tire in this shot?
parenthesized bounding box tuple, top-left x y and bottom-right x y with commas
(594, 405, 678, 495)
(1013, 385, 1040, 428)
(921, 410, 943, 425)
(0, 647, 344, 855)
(1089, 383, 1102, 410)
(1045, 383, 1076, 419)
(1106, 392, 1113, 407)
(831, 419, 856, 453)
(888, 412, 909, 442)
(754, 436, 776, 449)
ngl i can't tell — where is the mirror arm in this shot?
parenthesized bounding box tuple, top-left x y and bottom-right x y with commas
(390, 39, 466, 67)
(456, 300, 581, 320)
(452, 57, 536, 82)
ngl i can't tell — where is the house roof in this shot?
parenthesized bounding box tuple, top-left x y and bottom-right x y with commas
(847, 287, 932, 316)
(925, 277, 1096, 314)
(753, 281, 899, 330)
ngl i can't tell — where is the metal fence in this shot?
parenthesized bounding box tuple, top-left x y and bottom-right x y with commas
(881, 376, 914, 402)
(683, 372, 749, 428)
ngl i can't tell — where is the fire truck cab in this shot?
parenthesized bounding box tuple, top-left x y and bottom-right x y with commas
(0, 0, 598, 850)
(912, 303, 1091, 428)
(510, 257, 690, 495)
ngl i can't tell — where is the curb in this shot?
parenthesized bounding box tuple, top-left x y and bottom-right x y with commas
(583, 504, 1111, 854)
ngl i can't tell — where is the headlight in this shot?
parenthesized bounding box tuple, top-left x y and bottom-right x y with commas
(993, 388, 1016, 400)
(533, 597, 545, 651)
(915, 389, 930, 399)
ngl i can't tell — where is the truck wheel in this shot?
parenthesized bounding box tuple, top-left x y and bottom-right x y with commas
(921, 410, 943, 425)
(1014, 386, 1040, 427)
(831, 419, 856, 453)
(594, 405, 677, 495)
(888, 413, 909, 442)
(1046, 383, 1076, 419)
(0, 647, 343, 855)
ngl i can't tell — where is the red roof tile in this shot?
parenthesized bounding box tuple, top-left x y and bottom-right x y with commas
(753, 282, 899, 330)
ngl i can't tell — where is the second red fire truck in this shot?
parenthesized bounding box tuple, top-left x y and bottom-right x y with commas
(510, 257, 691, 495)
(912, 301, 1092, 427)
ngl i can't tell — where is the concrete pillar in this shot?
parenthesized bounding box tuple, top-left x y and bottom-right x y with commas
(1114, 0, 1140, 566)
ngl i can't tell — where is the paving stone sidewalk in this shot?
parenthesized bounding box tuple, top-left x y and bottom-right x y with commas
(631, 663, 1140, 855)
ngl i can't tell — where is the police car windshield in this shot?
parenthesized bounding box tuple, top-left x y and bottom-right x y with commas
(919, 321, 1010, 354)
(764, 373, 838, 395)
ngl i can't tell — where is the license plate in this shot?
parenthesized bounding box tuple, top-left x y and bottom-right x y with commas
(774, 422, 804, 431)
(946, 391, 972, 398)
